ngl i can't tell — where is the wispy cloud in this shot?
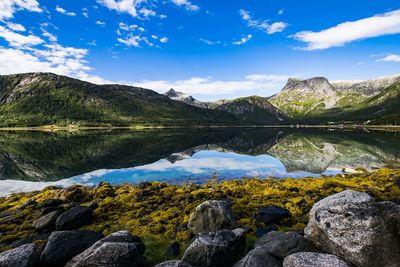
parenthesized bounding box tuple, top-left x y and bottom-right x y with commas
(5, 22, 25, 32)
(55, 6, 76, 16)
(130, 74, 289, 98)
(293, 9, 400, 50)
(171, 0, 199, 11)
(96, 20, 106, 26)
(232, 34, 252, 45)
(239, 9, 288, 34)
(0, 25, 43, 47)
(0, 0, 42, 20)
(377, 54, 400, 63)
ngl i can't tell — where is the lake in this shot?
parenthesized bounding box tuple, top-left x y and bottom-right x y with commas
(0, 128, 399, 196)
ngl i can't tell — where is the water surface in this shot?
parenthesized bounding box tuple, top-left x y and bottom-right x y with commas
(0, 128, 399, 196)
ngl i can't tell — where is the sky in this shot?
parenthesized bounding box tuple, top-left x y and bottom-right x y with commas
(0, 0, 399, 101)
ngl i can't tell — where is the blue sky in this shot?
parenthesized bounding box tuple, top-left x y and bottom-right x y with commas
(0, 0, 399, 100)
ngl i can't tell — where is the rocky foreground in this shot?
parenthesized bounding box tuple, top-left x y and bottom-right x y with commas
(0, 168, 399, 266)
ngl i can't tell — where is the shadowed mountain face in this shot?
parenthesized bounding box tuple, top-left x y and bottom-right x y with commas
(0, 129, 399, 183)
(0, 73, 235, 127)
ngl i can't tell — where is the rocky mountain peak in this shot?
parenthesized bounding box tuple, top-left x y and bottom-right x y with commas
(282, 77, 334, 93)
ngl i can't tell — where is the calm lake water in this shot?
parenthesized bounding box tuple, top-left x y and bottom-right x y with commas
(0, 128, 399, 196)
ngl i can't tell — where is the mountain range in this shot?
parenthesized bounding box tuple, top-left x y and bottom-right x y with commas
(0, 72, 399, 127)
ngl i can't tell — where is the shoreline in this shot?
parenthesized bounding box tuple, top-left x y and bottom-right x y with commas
(0, 168, 398, 265)
(0, 124, 399, 132)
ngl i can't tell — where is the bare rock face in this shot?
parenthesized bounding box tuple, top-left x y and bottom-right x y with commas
(254, 231, 317, 259)
(0, 243, 40, 267)
(182, 228, 246, 267)
(188, 200, 236, 234)
(305, 190, 400, 267)
(283, 252, 350, 267)
(233, 246, 282, 267)
(65, 231, 144, 267)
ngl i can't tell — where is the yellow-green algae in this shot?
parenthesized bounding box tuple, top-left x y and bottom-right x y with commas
(0, 168, 399, 265)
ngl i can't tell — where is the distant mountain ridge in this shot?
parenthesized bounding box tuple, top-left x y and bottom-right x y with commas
(270, 74, 400, 123)
(0, 72, 399, 127)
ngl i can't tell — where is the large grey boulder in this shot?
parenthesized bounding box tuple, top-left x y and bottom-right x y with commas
(0, 243, 40, 267)
(283, 252, 350, 267)
(233, 246, 282, 267)
(305, 190, 400, 267)
(154, 260, 193, 267)
(65, 230, 144, 267)
(188, 200, 236, 234)
(56, 206, 93, 230)
(182, 228, 246, 267)
(40, 230, 104, 266)
(254, 231, 317, 259)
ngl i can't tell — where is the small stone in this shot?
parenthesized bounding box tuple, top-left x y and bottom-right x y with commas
(233, 246, 282, 267)
(65, 231, 144, 267)
(188, 200, 236, 234)
(40, 230, 104, 267)
(33, 210, 61, 231)
(182, 228, 246, 267)
(283, 252, 350, 267)
(254, 231, 317, 259)
(254, 206, 290, 225)
(55, 206, 93, 230)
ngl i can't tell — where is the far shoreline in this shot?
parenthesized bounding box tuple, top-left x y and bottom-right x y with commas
(0, 124, 399, 132)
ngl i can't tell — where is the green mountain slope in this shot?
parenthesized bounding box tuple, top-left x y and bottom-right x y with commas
(0, 73, 236, 127)
(211, 96, 287, 124)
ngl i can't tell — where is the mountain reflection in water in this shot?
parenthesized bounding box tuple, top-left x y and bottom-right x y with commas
(0, 128, 399, 196)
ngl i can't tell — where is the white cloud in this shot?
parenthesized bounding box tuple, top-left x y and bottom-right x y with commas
(130, 74, 289, 98)
(41, 30, 57, 42)
(267, 22, 288, 34)
(293, 9, 400, 51)
(200, 38, 221, 45)
(82, 8, 89, 18)
(377, 54, 400, 63)
(239, 9, 288, 35)
(232, 34, 252, 46)
(139, 8, 156, 17)
(96, 0, 146, 17)
(159, 37, 168, 43)
(171, 0, 199, 11)
(96, 20, 106, 26)
(55, 6, 76, 16)
(118, 35, 141, 47)
(0, 25, 43, 47)
(5, 22, 25, 32)
(278, 9, 284, 15)
(0, 0, 42, 20)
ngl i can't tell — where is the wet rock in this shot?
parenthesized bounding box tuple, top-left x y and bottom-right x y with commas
(233, 246, 282, 267)
(40, 230, 103, 267)
(65, 231, 144, 267)
(33, 210, 61, 231)
(305, 190, 400, 267)
(188, 200, 236, 234)
(41, 205, 64, 216)
(283, 252, 350, 267)
(10, 234, 50, 248)
(254, 206, 290, 225)
(164, 241, 180, 257)
(254, 231, 317, 259)
(154, 260, 193, 267)
(0, 243, 40, 267)
(182, 228, 246, 267)
(55, 206, 93, 230)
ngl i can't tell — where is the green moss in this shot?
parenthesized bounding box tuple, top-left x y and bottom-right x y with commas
(0, 168, 399, 265)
